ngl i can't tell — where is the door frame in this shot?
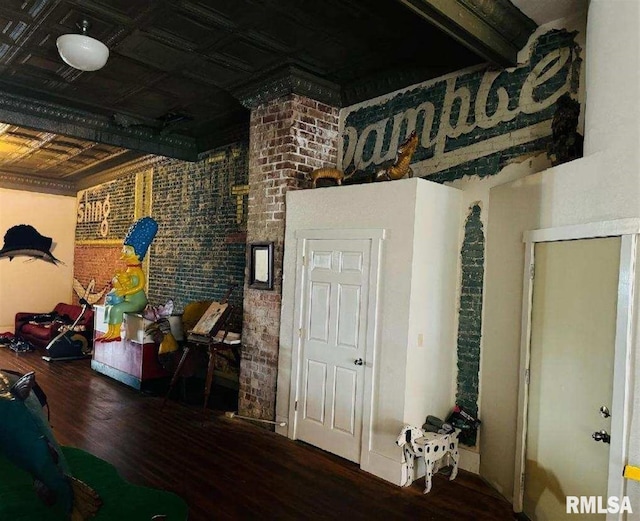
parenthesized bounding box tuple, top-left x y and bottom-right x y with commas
(513, 219, 639, 518)
(287, 228, 385, 466)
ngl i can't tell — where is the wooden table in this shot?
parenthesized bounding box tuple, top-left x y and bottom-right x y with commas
(164, 329, 241, 410)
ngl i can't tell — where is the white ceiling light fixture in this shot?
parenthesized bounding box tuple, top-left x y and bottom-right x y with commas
(56, 19, 109, 72)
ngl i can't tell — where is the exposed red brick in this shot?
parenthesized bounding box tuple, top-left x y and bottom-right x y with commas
(240, 92, 339, 420)
(73, 245, 122, 305)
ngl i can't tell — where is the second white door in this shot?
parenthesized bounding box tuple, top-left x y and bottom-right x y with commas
(524, 237, 620, 520)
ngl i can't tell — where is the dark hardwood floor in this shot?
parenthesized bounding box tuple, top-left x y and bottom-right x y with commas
(0, 347, 516, 520)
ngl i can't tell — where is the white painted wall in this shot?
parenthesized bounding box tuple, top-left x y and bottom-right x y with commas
(405, 180, 461, 424)
(481, 0, 640, 501)
(0, 188, 76, 331)
(276, 178, 461, 484)
(277, 179, 417, 448)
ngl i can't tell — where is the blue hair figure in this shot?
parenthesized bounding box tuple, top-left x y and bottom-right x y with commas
(97, 217, 158, 342)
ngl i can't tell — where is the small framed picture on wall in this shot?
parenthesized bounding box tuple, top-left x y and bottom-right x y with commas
(248, 242, 274, 290)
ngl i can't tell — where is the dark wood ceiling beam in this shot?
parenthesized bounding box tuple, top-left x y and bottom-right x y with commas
(0, 89, 199, 161)
(396, 0, 537, 66)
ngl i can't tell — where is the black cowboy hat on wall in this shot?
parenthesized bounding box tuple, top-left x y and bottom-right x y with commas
(0, 224, 60, 264)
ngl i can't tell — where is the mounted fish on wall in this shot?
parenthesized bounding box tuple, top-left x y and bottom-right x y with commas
(0, 224, 61, 264)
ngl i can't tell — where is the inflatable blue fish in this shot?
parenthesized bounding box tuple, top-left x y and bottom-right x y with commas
(0, 370, 101, 519)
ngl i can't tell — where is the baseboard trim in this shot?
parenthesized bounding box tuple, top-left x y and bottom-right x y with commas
(361, 450, 403, 485)
(459, 446, 480, 474)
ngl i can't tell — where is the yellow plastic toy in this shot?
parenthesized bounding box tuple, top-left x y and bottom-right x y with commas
(96, 217, 158, 342)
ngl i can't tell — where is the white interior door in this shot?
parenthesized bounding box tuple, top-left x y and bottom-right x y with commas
(524, 237, 620, 521)
(295, 238, 371, 463)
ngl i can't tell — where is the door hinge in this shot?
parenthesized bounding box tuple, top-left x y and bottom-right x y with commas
(302, 255, 307, 267)
(520, 472, 525, 490)
(294, 400, 298, 412)
(298, 328, 304, 338)
(529, 263, 535, 279)
(525, 368, 530, 386)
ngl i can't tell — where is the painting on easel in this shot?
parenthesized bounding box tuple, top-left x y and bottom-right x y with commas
(188, 301, 230, 339)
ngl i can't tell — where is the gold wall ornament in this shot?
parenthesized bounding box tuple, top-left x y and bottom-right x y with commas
(309, 162, 361, 188)
(374, 130, 418, 182)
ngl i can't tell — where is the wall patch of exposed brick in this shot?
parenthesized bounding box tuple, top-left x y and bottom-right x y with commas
(455, 203, 484, 444)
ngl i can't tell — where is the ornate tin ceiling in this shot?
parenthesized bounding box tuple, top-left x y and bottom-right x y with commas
(0, 0, 539, 194)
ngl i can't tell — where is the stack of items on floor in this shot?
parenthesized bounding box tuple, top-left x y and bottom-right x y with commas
(422, 415, 455, 434)
(0, 332, 33, 353)
(421, 405, 482, 446)
(446, 405, 481, 446)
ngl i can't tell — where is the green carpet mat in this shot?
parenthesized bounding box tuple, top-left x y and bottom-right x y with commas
(0, 446, 188, 520)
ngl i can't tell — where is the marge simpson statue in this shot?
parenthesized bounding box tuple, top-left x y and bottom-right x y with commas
(97, 217, 158, 342)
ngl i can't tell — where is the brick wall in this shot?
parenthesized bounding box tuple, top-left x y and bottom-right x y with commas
(76, 176, 136, 241)
(74, 175, 138, 306)
(74, 142, 249, 317)
(455, 204, 484, 444)
(148, 143, 248, 313)
(73, 245, 123, 306)
(240, 94, 339, 420)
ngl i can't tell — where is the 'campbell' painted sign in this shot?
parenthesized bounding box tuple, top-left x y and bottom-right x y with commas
(341, 30, 582, 183)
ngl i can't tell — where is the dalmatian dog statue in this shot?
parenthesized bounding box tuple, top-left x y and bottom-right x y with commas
(396, 425, 426, 487)
(396, 424, 460, 493)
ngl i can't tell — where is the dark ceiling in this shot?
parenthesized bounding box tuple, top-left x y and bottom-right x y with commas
(0, 0, 537, 194)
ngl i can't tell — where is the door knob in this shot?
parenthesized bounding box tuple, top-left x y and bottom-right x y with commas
(354, 358, 363, 366)
(592, 430, 611, 444)
(599, 405, 611, 418)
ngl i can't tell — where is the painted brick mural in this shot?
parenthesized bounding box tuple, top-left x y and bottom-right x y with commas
(341, 29, 582, 183)
(72, 245, 122, 306)
(75, 142, 248, 317)
(74, 176, 139, 306)
(455, 204, 484, 445)
(240, 94, 339, 420)
(148, 144, 248, 314)
(76, 177, 136, 241)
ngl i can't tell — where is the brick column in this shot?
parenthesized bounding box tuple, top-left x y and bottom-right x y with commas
(240, 93, 339, 420)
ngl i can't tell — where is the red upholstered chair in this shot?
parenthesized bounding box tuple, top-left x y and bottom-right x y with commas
(15, 302, 94, 350)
